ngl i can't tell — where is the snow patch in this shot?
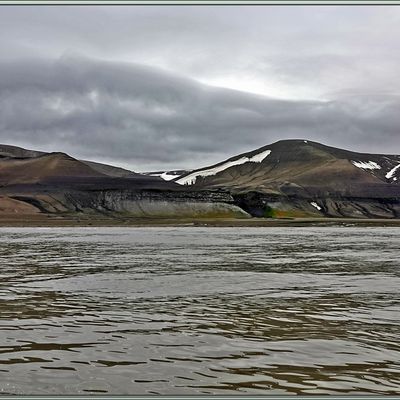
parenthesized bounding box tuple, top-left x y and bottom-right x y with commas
(310, 202, 321, 211)
(385, 163, 400, 179)
(304, 140, 308, 143)
(160, 172, 179, 181)
(176, 149, 271, 185)
(351, 160, 381, 170)
(147, 172, 182, 181)
(248, 149, 272, 163)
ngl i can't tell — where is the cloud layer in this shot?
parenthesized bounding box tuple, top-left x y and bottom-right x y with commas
(0, 6, 399, 170)
(0, 56, 399, 171)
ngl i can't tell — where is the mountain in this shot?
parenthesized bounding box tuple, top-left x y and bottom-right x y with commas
(0, 140, 399, 220)
(174, 140, 400, 218)
(0, 145, 247, 220)
(0, 152, 106, 186)
(0, 144, 138, 179)
(175, 139, 400, 191)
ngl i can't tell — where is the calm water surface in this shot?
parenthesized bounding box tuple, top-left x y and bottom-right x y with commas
(0, 226, 399, 394)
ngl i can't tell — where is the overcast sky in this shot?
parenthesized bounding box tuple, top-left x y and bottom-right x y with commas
(0, 5, 399, 171)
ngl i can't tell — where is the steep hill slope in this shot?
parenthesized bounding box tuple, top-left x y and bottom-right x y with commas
(81, 160, 138, 178)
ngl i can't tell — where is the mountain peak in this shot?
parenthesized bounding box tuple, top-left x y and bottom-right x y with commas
(174, 140, 400, 193)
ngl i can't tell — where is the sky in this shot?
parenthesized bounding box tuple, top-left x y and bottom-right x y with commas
(0, 5, 399, 171)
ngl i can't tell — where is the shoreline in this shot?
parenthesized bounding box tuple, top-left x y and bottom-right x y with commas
(0, 215, 400, 227)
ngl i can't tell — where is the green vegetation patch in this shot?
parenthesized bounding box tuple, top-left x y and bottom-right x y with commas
(263, 205, 276, 218)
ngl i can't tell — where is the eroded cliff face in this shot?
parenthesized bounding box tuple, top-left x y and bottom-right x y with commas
(233, 192, 400, 219)
(8, 189, 250, 219)
(8, 188, 399, 220)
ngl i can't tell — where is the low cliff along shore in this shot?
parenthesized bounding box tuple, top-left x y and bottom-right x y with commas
(0, 139, 399, 226)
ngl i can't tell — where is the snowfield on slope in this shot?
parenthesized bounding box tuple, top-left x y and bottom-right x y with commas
(176, 149, 272, 185)
(310, 202, 322, 211)
(351, 160, 381, 170)
(385, 163, 400, 179)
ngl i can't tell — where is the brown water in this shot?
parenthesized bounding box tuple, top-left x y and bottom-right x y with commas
(0, 226, 399, 395)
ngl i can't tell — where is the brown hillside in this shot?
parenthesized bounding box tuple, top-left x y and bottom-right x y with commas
(0, 152, 105, 186)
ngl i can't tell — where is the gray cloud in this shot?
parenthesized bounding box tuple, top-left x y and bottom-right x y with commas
(0, 6, 399, 170)
(2, 6, 400, 99)
(0, 56, 399, 171)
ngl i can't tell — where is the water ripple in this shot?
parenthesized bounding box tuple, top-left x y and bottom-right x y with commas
(0, 226, 399, 394)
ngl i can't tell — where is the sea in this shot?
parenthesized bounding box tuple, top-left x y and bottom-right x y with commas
(0, 226, 399, 394)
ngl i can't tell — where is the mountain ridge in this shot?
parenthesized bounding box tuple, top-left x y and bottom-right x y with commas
(0, 140, 398, 220)
(174, 139, 400, 192)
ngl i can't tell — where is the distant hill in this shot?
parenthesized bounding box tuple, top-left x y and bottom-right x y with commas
(0, 152, 105, 185)
(0, 144, 45, 159)
(0, 144, 138, 179)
